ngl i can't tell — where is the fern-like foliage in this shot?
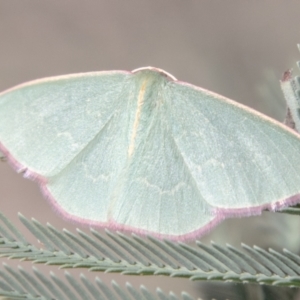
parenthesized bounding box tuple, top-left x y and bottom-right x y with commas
(0, 210, 300, 300)
(0, 263, 195, 300)
(277, 205, 300, 215)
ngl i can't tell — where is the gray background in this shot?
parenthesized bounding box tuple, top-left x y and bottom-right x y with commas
(1, 1, 300, 299)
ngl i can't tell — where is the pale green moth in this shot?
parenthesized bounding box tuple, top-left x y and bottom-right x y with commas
(1, 66, 300, 241)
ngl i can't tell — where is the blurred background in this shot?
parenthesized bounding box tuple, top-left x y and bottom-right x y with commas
(1, 1, 300, 299)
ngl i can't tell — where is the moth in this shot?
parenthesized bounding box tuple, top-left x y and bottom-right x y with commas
(1, 66, 300, 240)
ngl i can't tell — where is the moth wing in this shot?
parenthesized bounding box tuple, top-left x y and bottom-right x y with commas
(109, 85, 215, 239)
(0, 72, 129, 177)
(167, 81, 300, 214)
(45, 101, 131, 224)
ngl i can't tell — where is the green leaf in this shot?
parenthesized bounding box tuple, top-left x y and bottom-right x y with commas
(0, 211, 300, 290)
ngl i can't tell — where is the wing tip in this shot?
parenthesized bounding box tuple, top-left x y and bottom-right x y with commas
(0, 142, 29, 175)
(214, 194, 300, 219)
